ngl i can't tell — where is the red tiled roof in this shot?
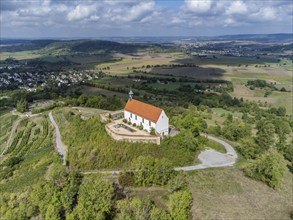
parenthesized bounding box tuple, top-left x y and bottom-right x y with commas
(124, 99, 163, 123)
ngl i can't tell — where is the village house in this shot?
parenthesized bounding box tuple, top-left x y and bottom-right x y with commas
(124, 91, 169, 136)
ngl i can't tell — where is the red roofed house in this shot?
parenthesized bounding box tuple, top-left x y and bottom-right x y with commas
(124, 91, 169, 136)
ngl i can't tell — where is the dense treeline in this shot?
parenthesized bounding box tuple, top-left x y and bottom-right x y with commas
(0, 161, 192, 220)
(63, 94, 125, 111)
(246, 79, 288, 91)
(0, 86, 125, 113)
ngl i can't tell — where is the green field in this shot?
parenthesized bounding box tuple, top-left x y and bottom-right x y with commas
(230, 84, 293, 115)
(0, 50, 41, 60)
(95, 52, 185, 75)
(81, 86, 127, 98)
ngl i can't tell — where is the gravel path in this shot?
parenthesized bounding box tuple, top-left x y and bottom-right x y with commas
(174, 134, 237, 171)
(49, 112, 66, 161)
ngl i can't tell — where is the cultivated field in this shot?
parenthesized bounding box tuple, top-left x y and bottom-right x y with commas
(0, 112, 54, 192)
(95, 52, 187, 75)
(0, 51, 41, 60)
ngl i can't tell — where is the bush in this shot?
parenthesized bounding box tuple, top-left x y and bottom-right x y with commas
(222, 121, 251, 141)
(150, 127, 156, 135)
(122, 119, 127, 123)
(118, 172, 135, 187)
(243, 149, 288, 188)
(290, 210, 293, 220)
(16, 98, 28, 113)
(169, 190, 192, 220)
(133, 123, 136, 127)
(131, 156, 175, 186)
(73, 176, 114, 220)
(237, 138, 262, 159)
(138, 125, 144, 130)
(167, 173, 187, 192)
(6, 156, 23, 167)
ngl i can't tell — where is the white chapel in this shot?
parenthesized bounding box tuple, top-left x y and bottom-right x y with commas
(124, 91, 169, 136)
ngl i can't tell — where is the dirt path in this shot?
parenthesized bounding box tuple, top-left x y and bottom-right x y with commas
(49, 112, 67, 164)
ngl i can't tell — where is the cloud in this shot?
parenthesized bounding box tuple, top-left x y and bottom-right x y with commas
(67, 4, 97, 21)
(0, 0, 292, 38)
(16, 0, 51, 17)
(105, 1, 155, 22)
(125, 1, 155, 22)
(184, 0, 212, 13)
(251, 7, 277, 21)
(226, 1, 247, 15)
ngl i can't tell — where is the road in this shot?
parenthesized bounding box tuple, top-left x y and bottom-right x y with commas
(49, 112, 67, 163)
(80, 133, 238, 175)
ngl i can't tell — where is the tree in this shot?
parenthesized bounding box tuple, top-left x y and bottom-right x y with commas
(272, 119, 291, 143)
(243, 149, 288, 188)
(169, 190, 192, 220)
(116, 197, 154, 220)
(277, 142, 293, 173)
(45, 193, 62, 220)
(131, 156, 175, 186)
(45, 164, 69, 189)
(276, 107, 286, 116)
(255, 122, 275, 150)
(74, 176, 114, 220)
(178, 107, 207, 136)
(222, 121, 251, 141)
(237, 138, 262, 159)
(16, 98, 28, 113)
(31, 166, 81, 218)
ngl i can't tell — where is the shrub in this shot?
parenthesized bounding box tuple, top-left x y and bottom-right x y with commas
(138, 125, 144, 130)
(150, 127, 156, 135)
(122, 119, 127, 123)
(131, 156, 175, 186)
(6, 156, 23, 167)
(169, 190, 192, 220)
(237, 138, 262, 159)
(243, 149, 288, 188)
(167, 173, 187, 192)
(133, 123, 136, 127)
(118, 172, 135, 187)
(222, 121, 251, 141)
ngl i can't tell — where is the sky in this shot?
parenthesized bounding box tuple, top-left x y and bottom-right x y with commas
(1, 0, 292, 38)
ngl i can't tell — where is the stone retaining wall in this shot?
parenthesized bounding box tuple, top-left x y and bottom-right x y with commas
(105, 123, 161, 145)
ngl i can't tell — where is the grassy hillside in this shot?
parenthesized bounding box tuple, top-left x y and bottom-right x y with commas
(188, 168, 292, 219)
(52, 108, 202, 170)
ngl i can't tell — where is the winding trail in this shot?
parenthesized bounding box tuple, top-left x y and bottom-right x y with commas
(49, 112, 67, 164)
(174, 133, 237, 171)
